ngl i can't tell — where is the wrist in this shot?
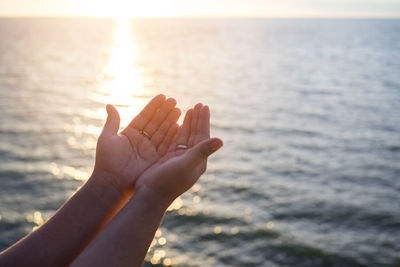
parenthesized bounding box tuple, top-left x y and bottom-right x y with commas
(86, 170, 129, 207)
(132, 185, 175, 212)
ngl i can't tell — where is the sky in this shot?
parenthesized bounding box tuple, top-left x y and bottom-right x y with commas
(0, 0, 399, 18)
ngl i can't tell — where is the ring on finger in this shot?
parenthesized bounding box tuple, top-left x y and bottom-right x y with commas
(140, 130, 151, 139)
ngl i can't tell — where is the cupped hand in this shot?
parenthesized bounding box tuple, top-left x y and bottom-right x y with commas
(93, 94, 182, 198)
(134, 103, 223, 205)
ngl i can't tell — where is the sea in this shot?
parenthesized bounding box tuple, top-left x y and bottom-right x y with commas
(0, 18, 399, 266)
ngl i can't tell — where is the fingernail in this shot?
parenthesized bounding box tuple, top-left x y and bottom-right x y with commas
(210, 139, 223, 152)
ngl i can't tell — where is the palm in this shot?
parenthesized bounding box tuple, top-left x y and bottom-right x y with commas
(135, 103, 213, 201)
(97, 133, 157, 181)
(94, 95, 181, 196)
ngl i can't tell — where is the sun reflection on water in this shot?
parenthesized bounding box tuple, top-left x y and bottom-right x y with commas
(96, 18, 149, 126)
(27, 211, 45, 231)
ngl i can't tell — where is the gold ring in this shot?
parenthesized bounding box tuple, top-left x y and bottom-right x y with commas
(140, 130, 151, 139)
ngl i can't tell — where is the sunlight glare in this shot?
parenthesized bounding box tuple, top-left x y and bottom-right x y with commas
(97, 18, 148, 125)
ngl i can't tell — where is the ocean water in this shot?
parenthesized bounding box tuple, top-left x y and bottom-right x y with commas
(0, 18, 399, 266)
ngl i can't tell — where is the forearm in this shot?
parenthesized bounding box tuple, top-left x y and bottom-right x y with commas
(0, 172, 127, 267)
(71, 186, 171, 267)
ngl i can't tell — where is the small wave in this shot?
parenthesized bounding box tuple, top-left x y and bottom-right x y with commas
(191, 225, 362, 267)
(272, 200, 400, 232)
(165, 210, 248, 228)
(0, 216, 36, 252)
(387, 145, 400, 152)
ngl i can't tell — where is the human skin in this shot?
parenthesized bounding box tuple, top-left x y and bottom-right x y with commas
(71, 103, 223, 267)
(0, 94, 186, 266)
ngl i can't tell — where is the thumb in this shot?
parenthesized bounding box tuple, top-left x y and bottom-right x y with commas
(184, 138, 223, 167)
(102, 104, 120, 136)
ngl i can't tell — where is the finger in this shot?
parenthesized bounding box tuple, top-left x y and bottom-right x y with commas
(170, 108, 193, 151)
(124, 94, 166, 131)
(188, 103, 203, 147)
(151, 107, 181, 148)
(101, 104, 121, 136)
(195, 105, 210, 144)
(143, 97, 177, 136)
(183, 138, 223, 167)
(158, 123, 179, 155)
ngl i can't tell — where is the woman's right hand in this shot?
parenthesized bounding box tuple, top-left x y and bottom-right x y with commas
(134, 103, 223, 206)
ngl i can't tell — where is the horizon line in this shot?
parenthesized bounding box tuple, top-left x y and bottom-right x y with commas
(0, 15, 399, 19)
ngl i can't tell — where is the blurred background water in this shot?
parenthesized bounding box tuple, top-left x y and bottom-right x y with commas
(0, 18, 399, 266)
